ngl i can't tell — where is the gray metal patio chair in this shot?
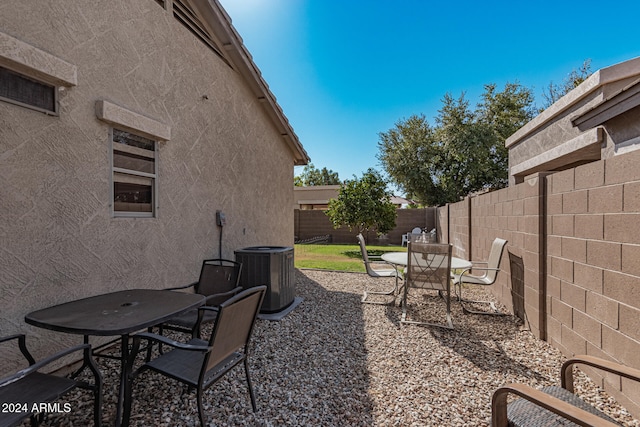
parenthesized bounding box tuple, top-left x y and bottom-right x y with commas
(123, 286, 266, 427)
(0, 334, 102, 427)
(452, 237, 508, 315)
(401, 240, 453, 329)
(491, 355, 640, 426)
(160, 258, 242, 339)
(358, 233, 402, 305)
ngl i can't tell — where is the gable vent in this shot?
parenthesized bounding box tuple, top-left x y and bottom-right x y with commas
(172, 0, 229, 65)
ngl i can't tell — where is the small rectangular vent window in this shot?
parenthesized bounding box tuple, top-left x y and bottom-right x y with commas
(172, 0, 229, 65)
(0, 66, 56, 114)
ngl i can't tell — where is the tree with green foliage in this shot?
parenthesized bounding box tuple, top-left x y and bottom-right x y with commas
(325, 168, 397, 236)
(377, 82, 535, 206)
(294, 163, 341, 186)
(541, 59, 592, 109)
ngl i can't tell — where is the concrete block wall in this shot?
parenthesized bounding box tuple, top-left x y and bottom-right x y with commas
(546, 150, 640, 416)
(448, 198, 471, 260)
(294, 208, 436, 245)
(438, 149, 640, 417)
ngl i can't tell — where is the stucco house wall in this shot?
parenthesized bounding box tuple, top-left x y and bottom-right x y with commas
(0, 0, 308, 369)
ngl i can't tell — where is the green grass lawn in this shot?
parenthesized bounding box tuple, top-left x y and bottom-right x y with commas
(294, 243, 406, 272)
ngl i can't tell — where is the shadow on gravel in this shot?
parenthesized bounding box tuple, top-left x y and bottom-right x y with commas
(27, 269, 375, 427)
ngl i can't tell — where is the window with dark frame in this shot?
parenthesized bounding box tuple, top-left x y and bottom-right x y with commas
(0, 66, 57, 114)
(111, 128, 157, 217)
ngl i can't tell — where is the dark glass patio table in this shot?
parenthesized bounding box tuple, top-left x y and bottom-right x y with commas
(25, 289, 206, 427)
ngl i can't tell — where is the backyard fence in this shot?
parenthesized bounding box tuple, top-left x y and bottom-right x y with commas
(294, 208, 436, 245)
(437, 149, 640, 418)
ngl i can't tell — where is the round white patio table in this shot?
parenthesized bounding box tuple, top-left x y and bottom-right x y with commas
(381, 251, 472, 271)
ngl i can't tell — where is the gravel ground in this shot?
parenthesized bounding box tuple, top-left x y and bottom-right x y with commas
(29, 269, 640, 426)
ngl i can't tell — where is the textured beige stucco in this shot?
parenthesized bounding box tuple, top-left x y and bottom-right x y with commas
(0, 0, 300, 368)
(0, 31, 77, 86)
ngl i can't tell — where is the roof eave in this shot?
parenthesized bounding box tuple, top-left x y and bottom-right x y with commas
(188, 0, 310, 166)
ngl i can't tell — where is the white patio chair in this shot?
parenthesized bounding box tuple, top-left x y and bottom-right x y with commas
(452, 237, 508, 315)
(401, 227, 422, 247)
(358, 233, 402, 305)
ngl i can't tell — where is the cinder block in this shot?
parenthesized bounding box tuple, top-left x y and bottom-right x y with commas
(547, 235, 561, 257)
(561, 324, 587, 355)
(561, 237, 587, 263)
(512, 198, 524, 215)
(551, 296, 573, 326)
(603, 270, 640, 310)
(605, 149, 640, 185)
(574, 214, 603, 240)
(602, 325, 640, 369)
(510, 232, 524, 251)
(619, 379, 640, 418)
(587, 240, 621, 271)
(563, 190, 588, 214)
(551, 256, 573, 282)
(588, 185, 623, 213)
(624, 181, 640, 212)
(550, 169, 575, 194)
(622, 244, 640, 277)
(547, 275, 561, 299)
(573, 309, 602, 347)
(503, 200, 513, 216)
(524, 282, 543, 309)
(524, 196, 542, 216)
(561, 281, 585, 311)
(574, 262, 603, 293)
(586, 291, 619, 329)
(551, 214, 574, 237)
(524, 232, 540, 253)
(547, 193, 563, 215)
(619, 304, 640, 342)
(604, 213, 640, 244)
(524, 215, 542, 234)
(575, 160, 605, 189)
(546, 315, 562, 343)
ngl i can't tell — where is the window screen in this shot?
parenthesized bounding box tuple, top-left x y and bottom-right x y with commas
(0, 66, 56, 113)
(111, 129, 157, 217)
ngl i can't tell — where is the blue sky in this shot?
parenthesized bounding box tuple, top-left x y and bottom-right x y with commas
(219, 0, 640, 187)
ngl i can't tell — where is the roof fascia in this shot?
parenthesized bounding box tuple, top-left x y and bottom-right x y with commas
(186, 0, 310, 165)
(572, 78, 640, 131)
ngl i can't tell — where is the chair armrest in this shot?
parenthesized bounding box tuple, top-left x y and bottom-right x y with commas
(203, 286, 243, 305)
(561, 355, 640, 393)
(0, 334, 35, 365)
(193, 306, 221, 332)
(0, 343, 91, 388)
(164, 281, 198, 291)
(454, 266, 500, 277)
(491, 383, 620, 427)
(0, 334, 25, 344)
(131, 332, 211, 353)
(466, 267, 500, 272)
